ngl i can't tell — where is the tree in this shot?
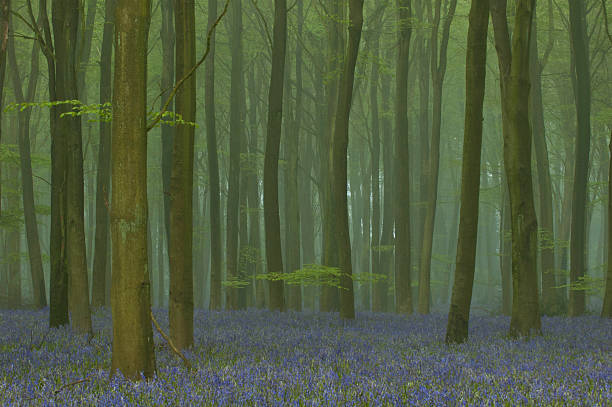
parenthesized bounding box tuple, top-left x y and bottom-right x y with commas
(331, 0, 364, 320)
(445, 0, 489, 344)
(0, 0, 8, 220)
(110, 0, 156, 379)
(226, 0, 244, 310)
(53, 0, 92, 334)
(491, 0, 541, 337)
(394, 0, 413, 315)
(418, 0, 458, 314)
(568, 0, 592, 317)
(7, 19, 47, 309)
(169, 0, 196, 349)
(205, 0, 222, 311)
(91, 0, 115, 308)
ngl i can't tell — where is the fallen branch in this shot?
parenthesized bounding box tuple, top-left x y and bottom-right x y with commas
(149, 310, 192, 370)
(53, 378, 90, 396)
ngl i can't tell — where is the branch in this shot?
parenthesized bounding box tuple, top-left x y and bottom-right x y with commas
(603, 0, 612, 45)
(150, 310, 192, 370)
(146, 0, 230, 132)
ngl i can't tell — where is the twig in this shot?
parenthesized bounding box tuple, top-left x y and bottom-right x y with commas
(149, 310, 192, 370)
(146, 0, 230, 132)
(53, 378, 90, 396)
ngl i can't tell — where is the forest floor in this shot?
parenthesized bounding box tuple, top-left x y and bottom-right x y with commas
(0, 308, 610, 406)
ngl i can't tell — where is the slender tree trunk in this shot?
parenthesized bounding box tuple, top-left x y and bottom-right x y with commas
(418, 0, 457, 315)
(568, 0, 591, 317)
(491, 0, 541, 337)
(160, 0, 174, 258)
(110, 0, 156, 379)
(360, 147, 371, 311)
(225, 0, 244, 310)
(53, 0, 92, 335)
(264, 0, 287, 312)
(7, 26, 47, 309)
(158, 203, 165, 308)
(91, 0, 114, 308)
(246, 65, 265, 309)
(369, 30, 381, 313)
(285, 2, 304, 311)
(0, 0, 8, 223)
(169, 0, 195, 349)
(376, 57, 393, 313)
(445, 0, 488, 344)
(529, 12, 557, 315)
(319, 0, 343, 313)
(6, 115, 20, 308)
(205, 0, 221, 311)
(394, 0, 413, 315)
(331, 0, 363, 320)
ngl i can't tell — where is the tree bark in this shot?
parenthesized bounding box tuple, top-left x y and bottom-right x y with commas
(110, 0, 156, 379)
(0, 0, 8, 219)
(491, 0, 541, 337)
(603, 130, 612, 318)
(5, 115, 20, 309)
(418, 0, 457, 315)
(331, 0, 363, 320)
(169, 0, 195, 349)
(7, 23, 47, 309)
(394, 0, 413, 315)
(226, 0, 244, 310)
(445, 0, 488, 344)
(264, 0, 287, 312)
(91, 0, 114, 308)
(568, 0, 592, 317)
(53, 0, 92, 335)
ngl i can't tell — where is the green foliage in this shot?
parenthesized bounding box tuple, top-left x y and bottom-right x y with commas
(555, 275, 605, 295)
(255, 264, 387, 290)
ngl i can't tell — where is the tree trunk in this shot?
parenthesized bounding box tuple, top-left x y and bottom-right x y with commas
(225, 0, 244, 310)
(246, 65, 265, 309)
(418, 0, 457, 315)
(603, 130, 612, 318)
(110, 0, 156, 379)
(394, 0, 413, 315)
(285, 1, 304, 311)
(53, 0, 92, 335)
(169, 0, 195, 349)
(161, 0, 174, 254)
(7, 25, 47, 309)
(264, 0, 287, 312)
(369, 29, 381, 314)
(445, 0, 488, 344)
(529, 11, 557, 315)
(568, 0, 592, 317)
(331, 0, 363, 320)
(204, 0, 221, 311)
(491, 0, 541, 337)
(6, 115, 21, 308)
(91, 0, 114, 308)
(500, 175, 512, 315)
(0, 0, 8, 224)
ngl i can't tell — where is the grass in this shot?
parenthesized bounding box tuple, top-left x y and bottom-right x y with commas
(0, 308, 610, 406)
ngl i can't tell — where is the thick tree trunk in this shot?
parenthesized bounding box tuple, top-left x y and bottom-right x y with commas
(91, 0, 114, 308)
(169, 0, 195, 349)
(418, 0, 457, 315)
(264, 0, 287, 312)
(445, 0, 488, 344)
(568, 0, 592, 317)
(53, 0, 92, 335)
(500, 176, 512, 315)
(110, 0, 156, 379)
(394, 0, 413, 315)
(603, 130, 612, 318)
(7, 27, 47, 309)
(491, 0, 541, 337)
